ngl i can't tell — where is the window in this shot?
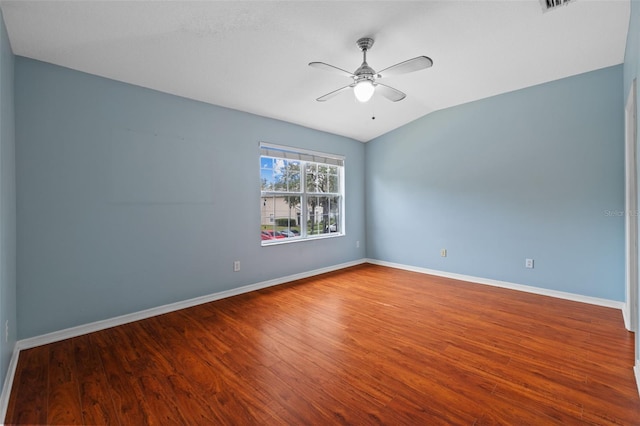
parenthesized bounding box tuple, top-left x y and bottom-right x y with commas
(260, 143, 344, 245)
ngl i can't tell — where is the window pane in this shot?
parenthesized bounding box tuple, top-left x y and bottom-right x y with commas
(260, 157, 275, 191)
(271, 158, 287, 192)
(262, 157, 302, 193)
(279, 195, 301, 237)
(288, 161, 301, 192)
(306, 195, 340, 235)
(307, 195, 323, 235)
(328, 168, 339, 193)
(306, 163, 317, 192)
(327, 195, 340, 233)
(307, 163, 336, 194)
(318, 165, 329, 193)
(260, 195, 274, 225)
(261, 195, 301, 240)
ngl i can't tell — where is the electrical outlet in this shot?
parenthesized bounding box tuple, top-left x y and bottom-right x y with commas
(440, 249, 447, 257)
(233, 261, 241, 272)
(356, 240, 360, 248)
(525, 258, 534, 269)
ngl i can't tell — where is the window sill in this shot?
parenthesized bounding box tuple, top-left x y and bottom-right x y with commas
(261, 233, 344, 246)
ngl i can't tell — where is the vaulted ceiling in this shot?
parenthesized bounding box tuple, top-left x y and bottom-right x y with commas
(0, 0, 630, 142)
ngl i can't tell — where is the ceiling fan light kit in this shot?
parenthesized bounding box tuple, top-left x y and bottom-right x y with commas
(310, 37, 433, 103)
(354, 80, 375, 103)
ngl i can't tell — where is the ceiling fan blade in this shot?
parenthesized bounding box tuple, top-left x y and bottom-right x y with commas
(375, 83, 406, 102)
(377, 56, 433, 78)
(316, 84, 354, 102)
(309, 62, 355, 78)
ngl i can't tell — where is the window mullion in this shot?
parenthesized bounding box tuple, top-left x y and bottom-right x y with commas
(300, 160, 308, 238)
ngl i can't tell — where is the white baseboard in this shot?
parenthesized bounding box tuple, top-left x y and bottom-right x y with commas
(0, 343, 21, 422)
(365, 259, 625, 310)
(15, 258, 626, 350)
(635, 362, 640, 397)
(623, 303, 631, 331)
(17, 259, 367, 351)
(1, 257, 631, 416)
(0, 259, 366, 420)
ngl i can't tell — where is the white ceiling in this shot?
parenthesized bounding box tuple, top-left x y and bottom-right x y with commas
(0, 0, 630, 142)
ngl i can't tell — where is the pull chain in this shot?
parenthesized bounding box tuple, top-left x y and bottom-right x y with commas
(371, 96, 376, 121)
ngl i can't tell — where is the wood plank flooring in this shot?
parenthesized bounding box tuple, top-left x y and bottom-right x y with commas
(5, 263, 640, 425)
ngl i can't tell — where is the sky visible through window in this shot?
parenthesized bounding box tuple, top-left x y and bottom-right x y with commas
(260, 157, 283, 191)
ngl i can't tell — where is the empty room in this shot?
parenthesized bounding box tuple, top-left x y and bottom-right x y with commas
(0, 0, 639, 424)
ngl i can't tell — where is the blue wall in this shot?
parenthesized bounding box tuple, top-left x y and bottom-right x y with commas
(15, 57, 365, 339)
(12, 25, 629, 339)
(366, 65, 624, 301)
(0, 4, 633, 407)
(0, 9, 16, 392)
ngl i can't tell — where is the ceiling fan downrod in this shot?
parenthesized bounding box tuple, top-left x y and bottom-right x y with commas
(354, 37, 377, 82)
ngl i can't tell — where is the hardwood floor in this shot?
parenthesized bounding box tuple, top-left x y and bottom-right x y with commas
(5, 263, 640, 425)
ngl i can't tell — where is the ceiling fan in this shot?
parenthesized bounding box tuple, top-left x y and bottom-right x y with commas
(309, 37, 433, 103)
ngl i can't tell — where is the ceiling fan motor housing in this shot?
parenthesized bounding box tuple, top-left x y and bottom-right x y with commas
(354, 63, 376, 81)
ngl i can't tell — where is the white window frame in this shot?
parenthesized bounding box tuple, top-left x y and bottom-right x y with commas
(260, 142, 345, 245)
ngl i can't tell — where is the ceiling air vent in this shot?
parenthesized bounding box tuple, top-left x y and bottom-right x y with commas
(539, 0, 577, 12)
